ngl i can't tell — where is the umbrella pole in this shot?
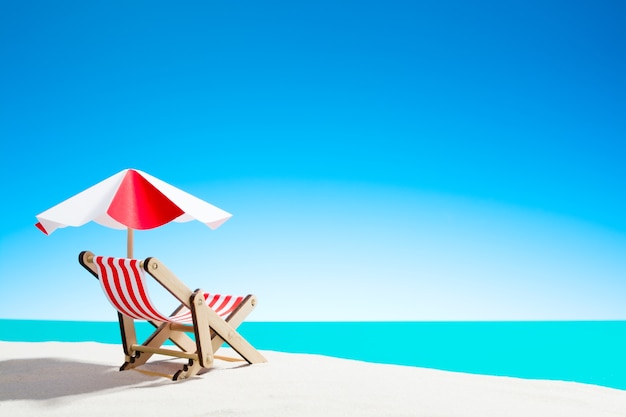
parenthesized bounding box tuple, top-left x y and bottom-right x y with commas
(127, 228, 134, 258)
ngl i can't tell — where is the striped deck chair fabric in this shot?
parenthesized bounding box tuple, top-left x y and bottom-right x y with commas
(93, 256, 244, 323)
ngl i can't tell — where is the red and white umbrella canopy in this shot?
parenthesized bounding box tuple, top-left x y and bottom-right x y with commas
(35, 169, 232, 236)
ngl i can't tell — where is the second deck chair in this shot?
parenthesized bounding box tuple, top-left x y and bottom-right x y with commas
(79, 251, 266, 380)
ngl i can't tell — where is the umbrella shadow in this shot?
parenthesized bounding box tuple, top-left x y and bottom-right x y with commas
(0, 357, 164, 401)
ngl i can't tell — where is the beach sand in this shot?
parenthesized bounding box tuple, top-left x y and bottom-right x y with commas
(1, 341, 625, 416)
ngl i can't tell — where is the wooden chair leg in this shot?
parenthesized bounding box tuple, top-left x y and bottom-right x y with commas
(202, 298, 267, 364)
(191, 291, 215, 368)
(172, 359, 203, 381)
(118, 313, 137, 366)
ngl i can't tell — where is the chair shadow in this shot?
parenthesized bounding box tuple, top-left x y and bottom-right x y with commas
(0, 358, 164, 401)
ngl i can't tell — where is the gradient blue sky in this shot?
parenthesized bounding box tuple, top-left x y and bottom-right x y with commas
(1, 1, 625, 321)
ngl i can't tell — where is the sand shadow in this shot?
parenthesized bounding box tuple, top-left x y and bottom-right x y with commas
(0, 358, 164, 401)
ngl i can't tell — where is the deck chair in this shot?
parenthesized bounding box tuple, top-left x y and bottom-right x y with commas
(79, 251, 266, 380)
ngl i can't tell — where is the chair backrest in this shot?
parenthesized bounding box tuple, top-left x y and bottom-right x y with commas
(94, 256, 172, 322)
(93, 256, 244, 323)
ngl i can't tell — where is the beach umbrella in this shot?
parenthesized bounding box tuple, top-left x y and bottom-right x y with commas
(35, 169, 232, 257)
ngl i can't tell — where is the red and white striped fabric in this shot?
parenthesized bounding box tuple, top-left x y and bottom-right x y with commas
(93, 256, 244, 323)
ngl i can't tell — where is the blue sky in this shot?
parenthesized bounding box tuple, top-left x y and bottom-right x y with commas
(1, 1, 625, 321)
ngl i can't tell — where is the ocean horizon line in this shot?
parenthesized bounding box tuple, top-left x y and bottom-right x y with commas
(4, 317, 626, 323)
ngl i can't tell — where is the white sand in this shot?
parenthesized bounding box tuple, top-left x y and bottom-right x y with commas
(1, 341, 625, 417)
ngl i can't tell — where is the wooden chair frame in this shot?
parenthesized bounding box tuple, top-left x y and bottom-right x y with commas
(79, 250, 266, 380)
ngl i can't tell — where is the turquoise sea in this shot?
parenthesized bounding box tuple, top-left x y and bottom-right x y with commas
(1, 319, 625, 391)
